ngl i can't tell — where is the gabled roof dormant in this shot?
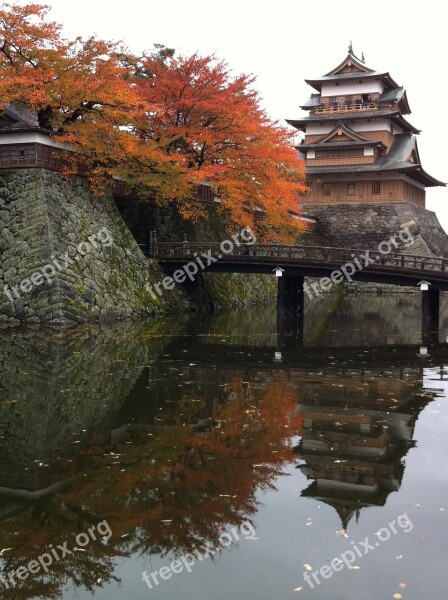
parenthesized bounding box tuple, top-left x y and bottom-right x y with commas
(378, 88, 411, 114)
(324, 52, 374, 77)
(297, 124, 386, 151)
(316, 124, 371, 144)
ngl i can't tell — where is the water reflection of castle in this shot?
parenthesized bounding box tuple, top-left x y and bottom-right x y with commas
(293, 365, 435, 529)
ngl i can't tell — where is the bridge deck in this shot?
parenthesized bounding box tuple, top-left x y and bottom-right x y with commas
(152, 242, 448, 289)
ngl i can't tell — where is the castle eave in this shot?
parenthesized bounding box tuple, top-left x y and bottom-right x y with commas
(412, 169, 446, 187)
(298, 140, 386, 151)
(287, 112, 420, 135)
(305, 71, 400, 92)
(306, 163, 445, 187)
(300, 94, 321, 110)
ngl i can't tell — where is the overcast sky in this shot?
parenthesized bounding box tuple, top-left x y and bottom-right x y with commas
(20, 0, 447, 229)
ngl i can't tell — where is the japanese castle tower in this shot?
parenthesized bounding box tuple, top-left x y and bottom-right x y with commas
(288, 44, 444, 207)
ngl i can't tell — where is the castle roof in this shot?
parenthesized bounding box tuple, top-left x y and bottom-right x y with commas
(305, 50, 400, 91)
(305, 70, 399, 92)
(300, 94, 321, 110)
(306, 134, 445, 187)
(297, 123, 386, 151)
(287, 111, 420, 134)
(0, 104, 40, 131)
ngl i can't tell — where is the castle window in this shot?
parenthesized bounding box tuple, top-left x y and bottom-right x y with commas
(322, 184, 331, 196)
(197, 183, 214, 203)
(348, 148, 364, 157)
(347, 183, 356, 195)
(315, 148, 363, 159)
(372, 181, 381, 195)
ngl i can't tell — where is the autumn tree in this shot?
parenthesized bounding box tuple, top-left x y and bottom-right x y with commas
(0, 3, 182, 198)
(0, 3, 307, 241)
(0, 4, 138, 129)
(125, 52, 308, 239)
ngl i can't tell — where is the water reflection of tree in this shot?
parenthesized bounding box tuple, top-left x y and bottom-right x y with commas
(0, 373, 302, 599)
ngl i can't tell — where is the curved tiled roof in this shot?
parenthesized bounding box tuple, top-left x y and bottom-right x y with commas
(306, 134, 445, 187)
(305, 71, 400, 91)
(287, 111, 420, 134)
(0, 104, 39, 130)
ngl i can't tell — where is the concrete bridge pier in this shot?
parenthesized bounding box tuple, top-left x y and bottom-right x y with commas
(277, 275, 304, 316)
(422, 288, 440, 344)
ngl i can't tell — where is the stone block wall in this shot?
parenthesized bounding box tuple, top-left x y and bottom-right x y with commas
(0, 169, 275, 324)
(301, 201, 448, 256)
(115, 194, 277, 311)
(0, 169, 189, 324)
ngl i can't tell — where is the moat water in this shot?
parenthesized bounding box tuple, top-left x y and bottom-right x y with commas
(0, 293, 448, 599)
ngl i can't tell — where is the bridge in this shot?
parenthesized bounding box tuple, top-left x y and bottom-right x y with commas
(152, 241, 447, 321)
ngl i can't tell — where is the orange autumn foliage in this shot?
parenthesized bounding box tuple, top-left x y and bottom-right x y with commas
(0, 3, 307, 241)
(130, 53, 308, 239)
(0, 3, 140, 130)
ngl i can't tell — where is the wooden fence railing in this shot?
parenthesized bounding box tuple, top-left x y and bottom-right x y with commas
(152, 242, 448, 276)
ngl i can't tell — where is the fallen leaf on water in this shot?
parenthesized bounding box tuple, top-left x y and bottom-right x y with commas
(393, 595, 402, 599)
(336, 529, 348, 537)
(303, 564, 312, 571)
(399, 583, 407, 589)
(293, 587, 302, 592)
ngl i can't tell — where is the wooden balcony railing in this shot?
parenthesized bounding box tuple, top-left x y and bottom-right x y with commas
(314, 103, 378, 114)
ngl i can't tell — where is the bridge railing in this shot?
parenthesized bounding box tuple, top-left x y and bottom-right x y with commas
(152, 242, 448, 274)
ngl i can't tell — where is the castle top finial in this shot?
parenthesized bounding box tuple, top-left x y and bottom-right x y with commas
(348, 40, 353, 54)
(361, 51, 365, 63)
